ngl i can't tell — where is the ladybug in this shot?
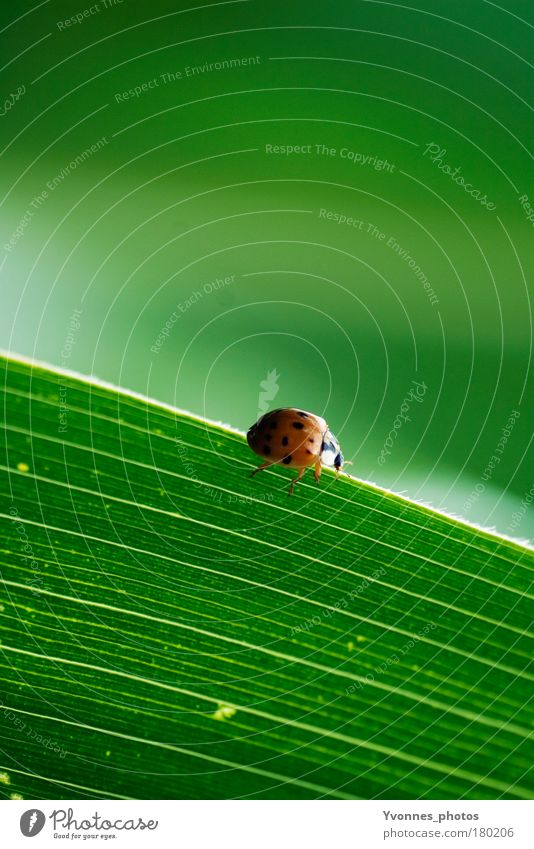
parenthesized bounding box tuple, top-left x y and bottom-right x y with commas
(247, 408, 344, 495)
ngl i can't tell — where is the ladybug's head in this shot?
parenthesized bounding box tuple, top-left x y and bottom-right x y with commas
(320, 430, 343, 470)
(334, 450, 344, 471)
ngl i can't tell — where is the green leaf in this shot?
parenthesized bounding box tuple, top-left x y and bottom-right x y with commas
(0, 353, 532, 800)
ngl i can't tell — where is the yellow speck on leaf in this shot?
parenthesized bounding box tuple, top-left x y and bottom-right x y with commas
(347, 641, 355, 651)
(0, 772, 11, 785)
(16, 462, 30, 473)
(213, 702, 236, 721)
(10, 793, 23, 800)
(356, 635, 367, 643)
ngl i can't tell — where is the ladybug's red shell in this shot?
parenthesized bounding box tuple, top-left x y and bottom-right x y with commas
(247, 408, 326, 469)
(247, 408, 344, 495)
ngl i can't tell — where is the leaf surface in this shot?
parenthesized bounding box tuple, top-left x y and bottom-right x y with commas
(0, 354, 532, 800)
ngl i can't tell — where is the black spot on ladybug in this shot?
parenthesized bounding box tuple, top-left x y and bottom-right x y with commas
(298, 411, 308, 417)
(269, 419, 277, 429)
(308, 438, 314, 443)
(306, 449, 313, 455)
(281, 436, 289, 446)
(264, 433, 272, 441)
(321, 440, 326, 452)
(292, 421, 304, 429)
(263, 445, 271, 455)
(282, 455, 292, 464)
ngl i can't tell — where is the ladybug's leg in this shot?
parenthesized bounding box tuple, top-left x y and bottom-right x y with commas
(288, 467, 306, 496)
(314, 460, 322, 483)
(250, 461, 272, 478)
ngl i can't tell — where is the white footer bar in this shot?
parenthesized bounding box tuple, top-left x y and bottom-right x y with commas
(1, 799, 532, 848)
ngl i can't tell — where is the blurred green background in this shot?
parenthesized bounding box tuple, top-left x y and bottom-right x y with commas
(1, 0, 533, 538)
